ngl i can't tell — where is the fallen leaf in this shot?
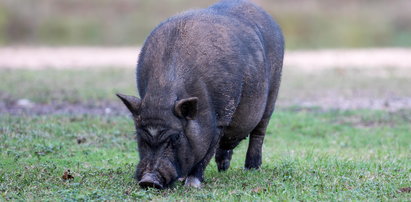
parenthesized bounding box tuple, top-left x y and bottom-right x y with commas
(62, 170, 74, 181)
(252, 187, 267, 193)
(76, 137, 87, 144)
(398, 187, 411, 193)
(229, 190, 238, 195)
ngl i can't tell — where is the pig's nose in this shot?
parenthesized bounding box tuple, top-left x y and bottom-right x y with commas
(138, 173, 163, 189)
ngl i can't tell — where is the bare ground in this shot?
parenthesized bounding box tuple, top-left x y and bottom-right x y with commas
(1, 47, 411, 70)
(0, 100, 128, 116)
(2, 99, 411, 116)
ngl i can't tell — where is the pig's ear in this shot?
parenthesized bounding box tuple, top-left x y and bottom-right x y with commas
(116, 93, 141, 115)
(174, 97, 198, 120)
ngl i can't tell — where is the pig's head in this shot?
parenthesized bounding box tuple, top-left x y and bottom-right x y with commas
(116, 93, 203, 189)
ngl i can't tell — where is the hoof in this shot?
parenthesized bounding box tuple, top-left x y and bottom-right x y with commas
(184, 176, 201, 188)
(217, 160, 231, 172)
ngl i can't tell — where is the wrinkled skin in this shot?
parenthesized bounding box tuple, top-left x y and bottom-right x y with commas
(117, 0, 284, 189)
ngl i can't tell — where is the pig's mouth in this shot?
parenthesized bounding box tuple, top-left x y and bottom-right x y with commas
(136, 156, 182, 189)
(138, 172, 164, 189)
(138, 171, 180, 189)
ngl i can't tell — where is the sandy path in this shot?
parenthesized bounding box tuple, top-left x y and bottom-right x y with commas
(1, 47, 411, 70)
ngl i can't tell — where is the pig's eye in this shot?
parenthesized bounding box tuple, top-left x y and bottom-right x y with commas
(136, 129, 152, 142)
(137, 129, 147, 136)
(162, 133, 179, 145)
(170, 133, 180, 142)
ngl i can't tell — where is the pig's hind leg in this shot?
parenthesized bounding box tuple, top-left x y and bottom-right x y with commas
(244, 117, 270, 169)
(245, 61, 282, 169)
(245, 86, 279, 169)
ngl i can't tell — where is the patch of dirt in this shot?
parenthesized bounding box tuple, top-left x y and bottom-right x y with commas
(0, 100, 129, 116)
(2, 97, 411, 116)
(333, 111, 411, 128)
(1, 47, 411, 71)
(278, 97, 411, 111)
(285, 48, 411, 71)
(0, 47, 139, 69)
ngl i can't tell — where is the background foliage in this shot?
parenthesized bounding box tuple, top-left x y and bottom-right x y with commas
(0, 0, 411, 48)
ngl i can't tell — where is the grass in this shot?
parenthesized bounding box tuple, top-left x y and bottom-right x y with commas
(1, 67, 410, 104)
(0, 68, 136, 104)
(0, 68, 410, 200)
(1, 110, 410, 200)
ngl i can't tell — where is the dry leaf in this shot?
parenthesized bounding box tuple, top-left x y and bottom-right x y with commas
(62, 170, 74, 181)
(398, 187, 411, 193)
(76, 137, 87, 144)
(252, 187, 267, 193)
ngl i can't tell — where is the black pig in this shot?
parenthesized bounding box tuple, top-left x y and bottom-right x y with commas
(117, 0, 284, 189)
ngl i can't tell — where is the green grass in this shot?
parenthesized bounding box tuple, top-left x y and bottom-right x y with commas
(0, 68, 410, 200)
(0, 68, 136, 104)
(1, 110, 410, 200)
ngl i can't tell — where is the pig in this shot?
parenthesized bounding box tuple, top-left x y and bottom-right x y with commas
(117, 0, 284, 189)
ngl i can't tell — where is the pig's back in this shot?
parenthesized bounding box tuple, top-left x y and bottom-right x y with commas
(137, 0, 284, 125)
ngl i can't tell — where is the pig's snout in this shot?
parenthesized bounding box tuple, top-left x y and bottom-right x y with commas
(138, 173, 163, 189)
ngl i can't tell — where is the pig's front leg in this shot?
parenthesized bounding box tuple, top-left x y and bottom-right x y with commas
(184, 140, 219, 188)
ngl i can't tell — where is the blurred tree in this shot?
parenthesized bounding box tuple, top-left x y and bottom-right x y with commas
(0, 0, 410, 48)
